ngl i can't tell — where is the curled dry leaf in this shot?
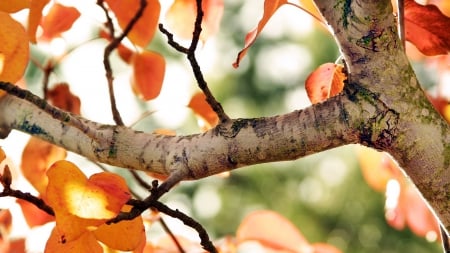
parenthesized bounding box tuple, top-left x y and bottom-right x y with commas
(131, 50, 166, 101)
(305, 63, 346, 104)
(404, 0, 450, 55)
(104, 0, 160, 47)
(165, 0, 224, 41)
(0, 12, 29, 83)
(41, 3, 81, 40)
(0, 0, 30, 13)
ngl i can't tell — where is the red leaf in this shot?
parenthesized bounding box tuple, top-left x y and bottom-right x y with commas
(404, 0, 450, 55)
(131, 50, 166, 101)
(233, 0, 288, 68)
(305, 63, 346, 104)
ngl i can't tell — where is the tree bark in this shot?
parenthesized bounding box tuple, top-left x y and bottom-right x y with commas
(314, 0, 450, 234)
(0, 0, 448, 235)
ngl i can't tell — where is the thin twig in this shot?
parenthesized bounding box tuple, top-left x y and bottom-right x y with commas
(0, 188, 54, 216)
(129, 170, 153, 190)
(97, 0, 148, 125)
(159, 0, 229, 123)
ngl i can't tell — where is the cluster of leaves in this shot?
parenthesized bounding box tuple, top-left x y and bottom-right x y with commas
(1, 0, 450, 252)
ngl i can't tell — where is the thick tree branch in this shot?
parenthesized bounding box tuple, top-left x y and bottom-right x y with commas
(314, 0, 450, 234)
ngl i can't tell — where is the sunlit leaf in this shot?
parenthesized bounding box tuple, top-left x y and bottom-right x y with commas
(404, 0, 450, 55)
(305, 63, 346, 104)
(0, 0, 30, 13)
(236, 210, 309, 251)
(188, 92, 219, 130)
(21, 137, 67, 196)
(41, 3, 80, 40)
(28, 0, 51, 43)
(0, 12, 29, 83)
(45, 227, 102, 253)
(233, 0, 287, 68)
(17, 198, 54, 227)
(165, 0, 223, 41)
(104, 0, 160, 47)
(47, 83, 81, 114)
(94, 205, 146, 251)
(131, 50, 166, 100)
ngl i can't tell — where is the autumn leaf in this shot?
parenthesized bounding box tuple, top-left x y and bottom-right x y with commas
(21, 137, 67, 196)
(47, 83, 81, 114)
(188, 92, 219, 130)
(233, 0, 288, 68)
(17, 198, 54, 227)
(404, 0, 450, 56)
(46, 160, 131, 242)
(105, 0, 160, 47)
(41, 3, 80, 40)
(93, 205, 146, 251)
(305, 63, 346, 104)
(0, 147, 5, 162)
(28, 0, 51, 43)
(131, 50, 166, 100)
(0, 0, 30, 13)
(165, 0, 224, 41)
(0, 12, 29, 83)
(45, 227, 103, 253)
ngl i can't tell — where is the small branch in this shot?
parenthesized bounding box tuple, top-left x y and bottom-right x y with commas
(97, 0, 148, 126)
(0, 182, 54, 216)
(129, 170, 152, 190)
(159, 0, 229, 123)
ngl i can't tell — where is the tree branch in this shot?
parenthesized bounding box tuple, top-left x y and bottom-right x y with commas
(314, 0, 450, 235)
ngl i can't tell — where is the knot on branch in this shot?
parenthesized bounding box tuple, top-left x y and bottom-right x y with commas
(360, 108, 399, 149)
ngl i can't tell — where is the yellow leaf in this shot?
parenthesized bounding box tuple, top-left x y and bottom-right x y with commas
(0, 12, 29, 83)
(94, 205, 146, 251)
(45, 227, 102, 253)
(105, 0, 160, 47)
(28, 0, 50, 43)
(0, 0, 30, 13)
(131, 50, 166, 100)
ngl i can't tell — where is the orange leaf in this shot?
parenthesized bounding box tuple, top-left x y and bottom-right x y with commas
(131, 50, 166, 100)
(404, 0, 450, 55)
(47, 83, 81, 114)
(21, 137, 67, 196)
(41, 3, 80, 40)
(17, 198, 54, 227)
(233, 0, 288, 68)
(305, 63, 346, 104)
(28, 0, 51, 43)
(165, 0, 223, 41)
(0, 147, 5, 162)
(104, 0, 160, 47)
(0, 0, 30, 13)
(45, 227, 102, 253)
(188, 92, 219, 130)
(236, 210, 309, 251)
(94, 205, 146, 251)
(0, 12, 29, 83)
(311, 243, 342, 253)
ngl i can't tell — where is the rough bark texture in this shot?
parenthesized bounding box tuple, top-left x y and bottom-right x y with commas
(0, 0, 448, 235)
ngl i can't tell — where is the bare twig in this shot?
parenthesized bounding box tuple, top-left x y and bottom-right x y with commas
(159, 0, 229, 123)
(97, 0, 148, 126)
